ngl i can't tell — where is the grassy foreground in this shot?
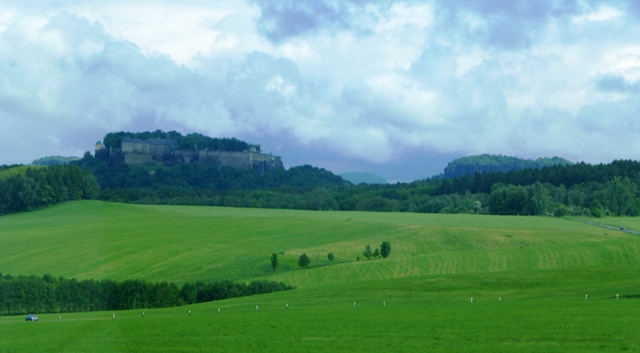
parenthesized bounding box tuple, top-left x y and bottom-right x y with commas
(1, 201, 639, 352)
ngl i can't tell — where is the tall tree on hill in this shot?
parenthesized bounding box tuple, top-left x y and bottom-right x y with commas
(380, 242, 391, 259)
(270, 253, 279, 273)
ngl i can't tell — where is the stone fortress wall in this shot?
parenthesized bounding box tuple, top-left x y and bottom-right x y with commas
(100, 137, 283, 172)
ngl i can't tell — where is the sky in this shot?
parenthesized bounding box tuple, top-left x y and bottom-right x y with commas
(1, 0, 639, 182)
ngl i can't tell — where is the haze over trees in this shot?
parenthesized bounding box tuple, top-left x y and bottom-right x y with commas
(31, 156, 79, 166)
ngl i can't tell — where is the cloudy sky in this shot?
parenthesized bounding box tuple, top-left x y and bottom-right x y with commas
(1, 1, 639, 181)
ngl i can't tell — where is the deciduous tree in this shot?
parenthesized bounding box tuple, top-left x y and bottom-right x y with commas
(298, 253, 310, 268)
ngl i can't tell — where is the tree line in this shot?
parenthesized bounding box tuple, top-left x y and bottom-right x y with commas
(0, 273, 293, 316)
(89, 173, 640, 217)
(3, 159, 640, 217)
(0, 164, 100, 216)
(102, 130, 252, 152)
(73, 158, 640, 217)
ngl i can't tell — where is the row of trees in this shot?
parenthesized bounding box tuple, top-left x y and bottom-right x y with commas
(362, 242, 391, 260)
(0, 273, 293, 316)
(270, 244, 390, 272)
(3, 158, 640, 218)
(86, 176, 637, 217)
(270, 252, 335, 272)
(0, 165, 100, 216)
(101, 130, 251, 152)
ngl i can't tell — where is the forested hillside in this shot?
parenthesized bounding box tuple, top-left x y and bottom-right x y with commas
(0, 165, 100, 216)
(2, 156, 640, 217)
(79, 157, 640, 217)
(443, 155, 572, 178)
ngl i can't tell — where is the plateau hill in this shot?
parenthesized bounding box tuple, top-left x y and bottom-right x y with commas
(443, 154, 572, 178)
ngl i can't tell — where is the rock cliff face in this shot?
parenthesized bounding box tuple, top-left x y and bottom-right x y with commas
(97, 137, 283, 172)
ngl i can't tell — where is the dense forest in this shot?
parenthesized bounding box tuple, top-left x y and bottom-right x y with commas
(0, 273, 293, 316)
(0, 140, 640, 217)
(2, 149, 640, 218)
(73, 153, 640, 217)
(0, 164, 100, 216)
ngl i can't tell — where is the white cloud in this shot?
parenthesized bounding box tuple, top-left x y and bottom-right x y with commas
(1, 0, 640, 176)
(573, 5, 623, 23)
(264, 75, 297, 98)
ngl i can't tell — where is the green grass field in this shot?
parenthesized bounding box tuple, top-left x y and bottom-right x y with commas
(1, 201, 639, 352)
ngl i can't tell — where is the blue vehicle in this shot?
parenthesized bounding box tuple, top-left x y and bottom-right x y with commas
(25, 314, 38, 321)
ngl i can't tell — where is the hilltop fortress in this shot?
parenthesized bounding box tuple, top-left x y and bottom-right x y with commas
(95, 137, 283, 172)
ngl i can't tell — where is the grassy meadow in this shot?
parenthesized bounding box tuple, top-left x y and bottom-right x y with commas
(1, 201, 639, 352)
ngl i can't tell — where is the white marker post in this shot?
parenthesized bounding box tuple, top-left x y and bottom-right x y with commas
(354, 301, 356, 308)
(471, 297, 473, 303)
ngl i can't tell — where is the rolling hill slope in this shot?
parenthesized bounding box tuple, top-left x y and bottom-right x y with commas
(1, 201, 639, 288)
(2, 201, 640, 352)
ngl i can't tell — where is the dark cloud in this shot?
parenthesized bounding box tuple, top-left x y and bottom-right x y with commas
(596, 75, 640, 94)
(434, 0, 582, 50)
(252, 0, 346, 42)
(250, 0, 394, 43)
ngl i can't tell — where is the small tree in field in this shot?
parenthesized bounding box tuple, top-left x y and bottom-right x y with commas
(298, 253, 310, 268)
(363, 245, 372, 260)
(270, 253, 279, 272)
(327, 252, 334, 262)
(372, 248, 380, 259)
(380, 241, 391, 259)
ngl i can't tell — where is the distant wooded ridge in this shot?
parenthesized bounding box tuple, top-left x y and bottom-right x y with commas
(443, 155, 573, 178)
(3, 140, 640, 218)
(31, 156, 79, 166)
